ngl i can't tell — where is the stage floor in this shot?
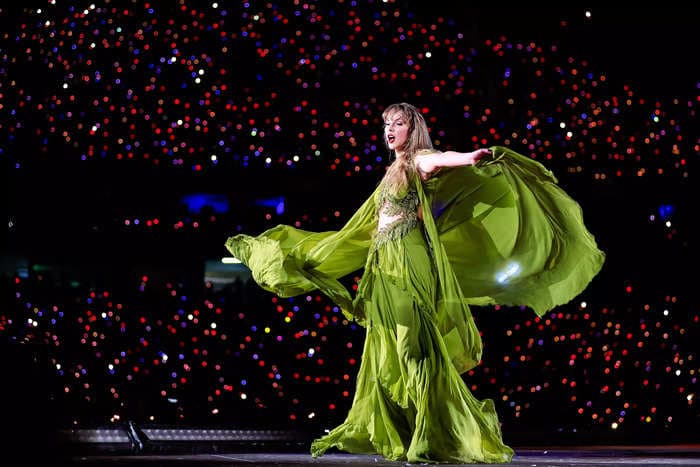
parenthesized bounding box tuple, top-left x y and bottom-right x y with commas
(65, 445, 700, 467)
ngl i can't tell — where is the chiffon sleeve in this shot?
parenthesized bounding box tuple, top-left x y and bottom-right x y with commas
(224, 187, 379, 323)
(427, 145, 605, 317)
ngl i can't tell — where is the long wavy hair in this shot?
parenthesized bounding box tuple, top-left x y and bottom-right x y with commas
(381, 103, 433, 195)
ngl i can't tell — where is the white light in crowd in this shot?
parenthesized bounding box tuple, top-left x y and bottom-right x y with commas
(222, 257, 241, 264)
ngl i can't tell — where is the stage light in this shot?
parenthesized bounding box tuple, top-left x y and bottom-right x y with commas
(141, 427, 300, 442)
(64, 427, 131, 444)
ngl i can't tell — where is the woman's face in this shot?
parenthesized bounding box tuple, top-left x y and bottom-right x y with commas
(384, 111, 409, 153)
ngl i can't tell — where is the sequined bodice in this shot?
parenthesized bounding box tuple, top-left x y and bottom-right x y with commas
(373, 185, 420, 248)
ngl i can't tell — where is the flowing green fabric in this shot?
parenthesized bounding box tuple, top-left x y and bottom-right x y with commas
(225, 146, 605, 463)
(225, 190, 377, 323)
(428, 146, 605, 317)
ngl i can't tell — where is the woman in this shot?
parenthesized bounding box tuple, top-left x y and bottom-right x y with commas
(226, 103, 605, 463)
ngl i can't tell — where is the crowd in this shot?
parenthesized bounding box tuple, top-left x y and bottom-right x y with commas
(1, 3, 697, 444)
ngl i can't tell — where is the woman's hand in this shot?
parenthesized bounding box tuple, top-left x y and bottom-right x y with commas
(471, 148, 492, 164)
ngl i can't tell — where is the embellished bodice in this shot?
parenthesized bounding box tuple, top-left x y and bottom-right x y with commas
(372, 184, 420, 249)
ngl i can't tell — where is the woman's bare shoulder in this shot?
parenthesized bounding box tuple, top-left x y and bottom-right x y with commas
(414, 149, 441, 167)
(416, 148, 441, 157)
(414, 149, 443, 180)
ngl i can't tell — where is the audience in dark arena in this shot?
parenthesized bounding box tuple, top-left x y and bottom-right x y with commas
(1, 4, 697, 448)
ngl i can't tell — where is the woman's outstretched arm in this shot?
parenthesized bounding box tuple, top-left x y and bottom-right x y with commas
(415, 148, 491, 175)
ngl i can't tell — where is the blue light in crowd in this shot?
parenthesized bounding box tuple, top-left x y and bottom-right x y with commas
(658, 204, 674, 219)
(255, 197, 285, 215)
(181, 193, 230, 214)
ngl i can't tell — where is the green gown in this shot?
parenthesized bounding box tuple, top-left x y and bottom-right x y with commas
(225, 146, 605, 463)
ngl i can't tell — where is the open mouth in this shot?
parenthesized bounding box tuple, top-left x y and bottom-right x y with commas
(387, 135, 395, 144)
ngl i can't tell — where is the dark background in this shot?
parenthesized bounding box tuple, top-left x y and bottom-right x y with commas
(1, 4, 699, 453)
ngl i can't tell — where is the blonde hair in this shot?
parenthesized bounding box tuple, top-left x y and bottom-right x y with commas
(381, 103, 433, 195)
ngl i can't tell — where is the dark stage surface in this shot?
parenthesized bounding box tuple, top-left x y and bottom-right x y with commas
(66, 446, 700, 467)
(14, 427, 700, 466)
